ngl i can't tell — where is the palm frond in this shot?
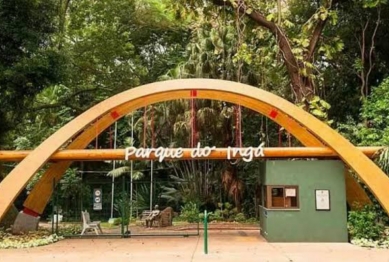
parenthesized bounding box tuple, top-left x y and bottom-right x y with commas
(377, 147, 389, 174)
(159, 186, 181, 204)
(131, 171, 144, 180)
(107, 166, 131, 178)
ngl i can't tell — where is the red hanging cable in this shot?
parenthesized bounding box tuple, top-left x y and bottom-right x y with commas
(151, 106, 155, 148)
(143, 106, 147, 147)
(235, 105, 242, 147)
(235, 106, 238, 147)
(238, 105, 242, 147)
(189, 102, 191, 147)
(190, 98, 196, 147)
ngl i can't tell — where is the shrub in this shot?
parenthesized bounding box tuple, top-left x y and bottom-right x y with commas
(234, 213, 246, 222)
(57, 225, 82, 236)
(179, 202, 199, 223)
(348, 205, 385, 240)
(113, 218, 122, 225)
(209, 209, 223, 222)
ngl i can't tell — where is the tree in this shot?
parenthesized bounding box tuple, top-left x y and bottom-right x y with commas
(357, 77, 389, 146)
(170, 0, 343, 104)
(0, 0, 64, 145)
(323, 1, 389, 122)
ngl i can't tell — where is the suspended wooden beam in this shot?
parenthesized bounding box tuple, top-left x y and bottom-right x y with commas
(0, 147, 382, 162)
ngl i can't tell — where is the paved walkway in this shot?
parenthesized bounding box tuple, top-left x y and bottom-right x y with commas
(1, 231, 389, 262)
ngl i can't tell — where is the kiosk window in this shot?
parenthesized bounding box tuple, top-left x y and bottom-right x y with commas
(265, 185, 299, 209)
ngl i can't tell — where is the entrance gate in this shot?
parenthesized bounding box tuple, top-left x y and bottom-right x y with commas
(1, 79, 389, 239)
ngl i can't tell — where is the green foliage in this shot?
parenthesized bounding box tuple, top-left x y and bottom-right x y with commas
(10, 84, 76, 152)
(59, 169, 85, 199)
(114, 192, 132, 225)
(208, 209, 223, 222)
(57, 225, 82, 236)
(65, 0, 146, 94)
(300, 96, 333, 124)
(358, 78, 389, 146)
(160, 160, 217, 207)
(234, 213, 246, 222)
(0, 0, 64, 143)
(348, 205, 385, 240)
(360, 0, 388, 8)
(131, 183, 152, 211)
(179, 202, 200, 223)
(107, 166, 144, 180)
(338, 77, 389, 147)
(208, 202, 240, 222)
(112, 217, 122, 226)
(377, 147, 389, 174)
(348, 201, 389, 249)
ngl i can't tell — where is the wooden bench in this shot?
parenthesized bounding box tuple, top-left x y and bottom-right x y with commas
(81, 210, 103, 235)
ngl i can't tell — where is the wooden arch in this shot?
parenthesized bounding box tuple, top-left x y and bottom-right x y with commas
(22, 92, 369, 215)
(0, 79, 383, 220)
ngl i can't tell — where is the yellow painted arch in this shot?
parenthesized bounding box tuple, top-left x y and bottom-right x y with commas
(23, 91, 326, 214)
(24, 92, 329, 214)
(0, 79, 382, 220)
(23, 91, 370, 214)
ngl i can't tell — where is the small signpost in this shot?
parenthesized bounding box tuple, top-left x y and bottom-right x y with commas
(93, 188, 102, 211)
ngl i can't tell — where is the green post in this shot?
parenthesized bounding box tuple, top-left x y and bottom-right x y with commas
(204, 210, 208, 254)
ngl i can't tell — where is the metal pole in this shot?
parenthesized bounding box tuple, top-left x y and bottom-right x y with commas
(110, 121, 118, 218)
(204, 210, 208, 254)
(130, 113, 134, 221)
(150, 160, 153, 211)
(121, 175, 125, 236)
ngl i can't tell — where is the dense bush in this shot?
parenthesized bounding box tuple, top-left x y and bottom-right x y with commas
(208, 202, 240, 222)
(234, 213, 246, 222)
(179, 202, 199, 223)
(57, 225, 82, 236)
(348, 205, 385, 240)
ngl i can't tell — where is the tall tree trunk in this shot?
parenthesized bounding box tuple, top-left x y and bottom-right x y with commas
(221, 162, 243, 212)
(212, 0, 336, 103)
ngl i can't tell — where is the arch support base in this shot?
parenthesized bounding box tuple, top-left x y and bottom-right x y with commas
(12, 209, 40, 234)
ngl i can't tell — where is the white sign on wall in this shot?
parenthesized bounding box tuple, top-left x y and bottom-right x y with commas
(315, 189, 330, 211)
(285, 188, 296, 197)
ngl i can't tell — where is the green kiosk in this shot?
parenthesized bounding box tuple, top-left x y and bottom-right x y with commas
(259, 160, 348, 242)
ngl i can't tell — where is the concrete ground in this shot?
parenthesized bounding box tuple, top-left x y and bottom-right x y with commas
(1, 230, 389, 262)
